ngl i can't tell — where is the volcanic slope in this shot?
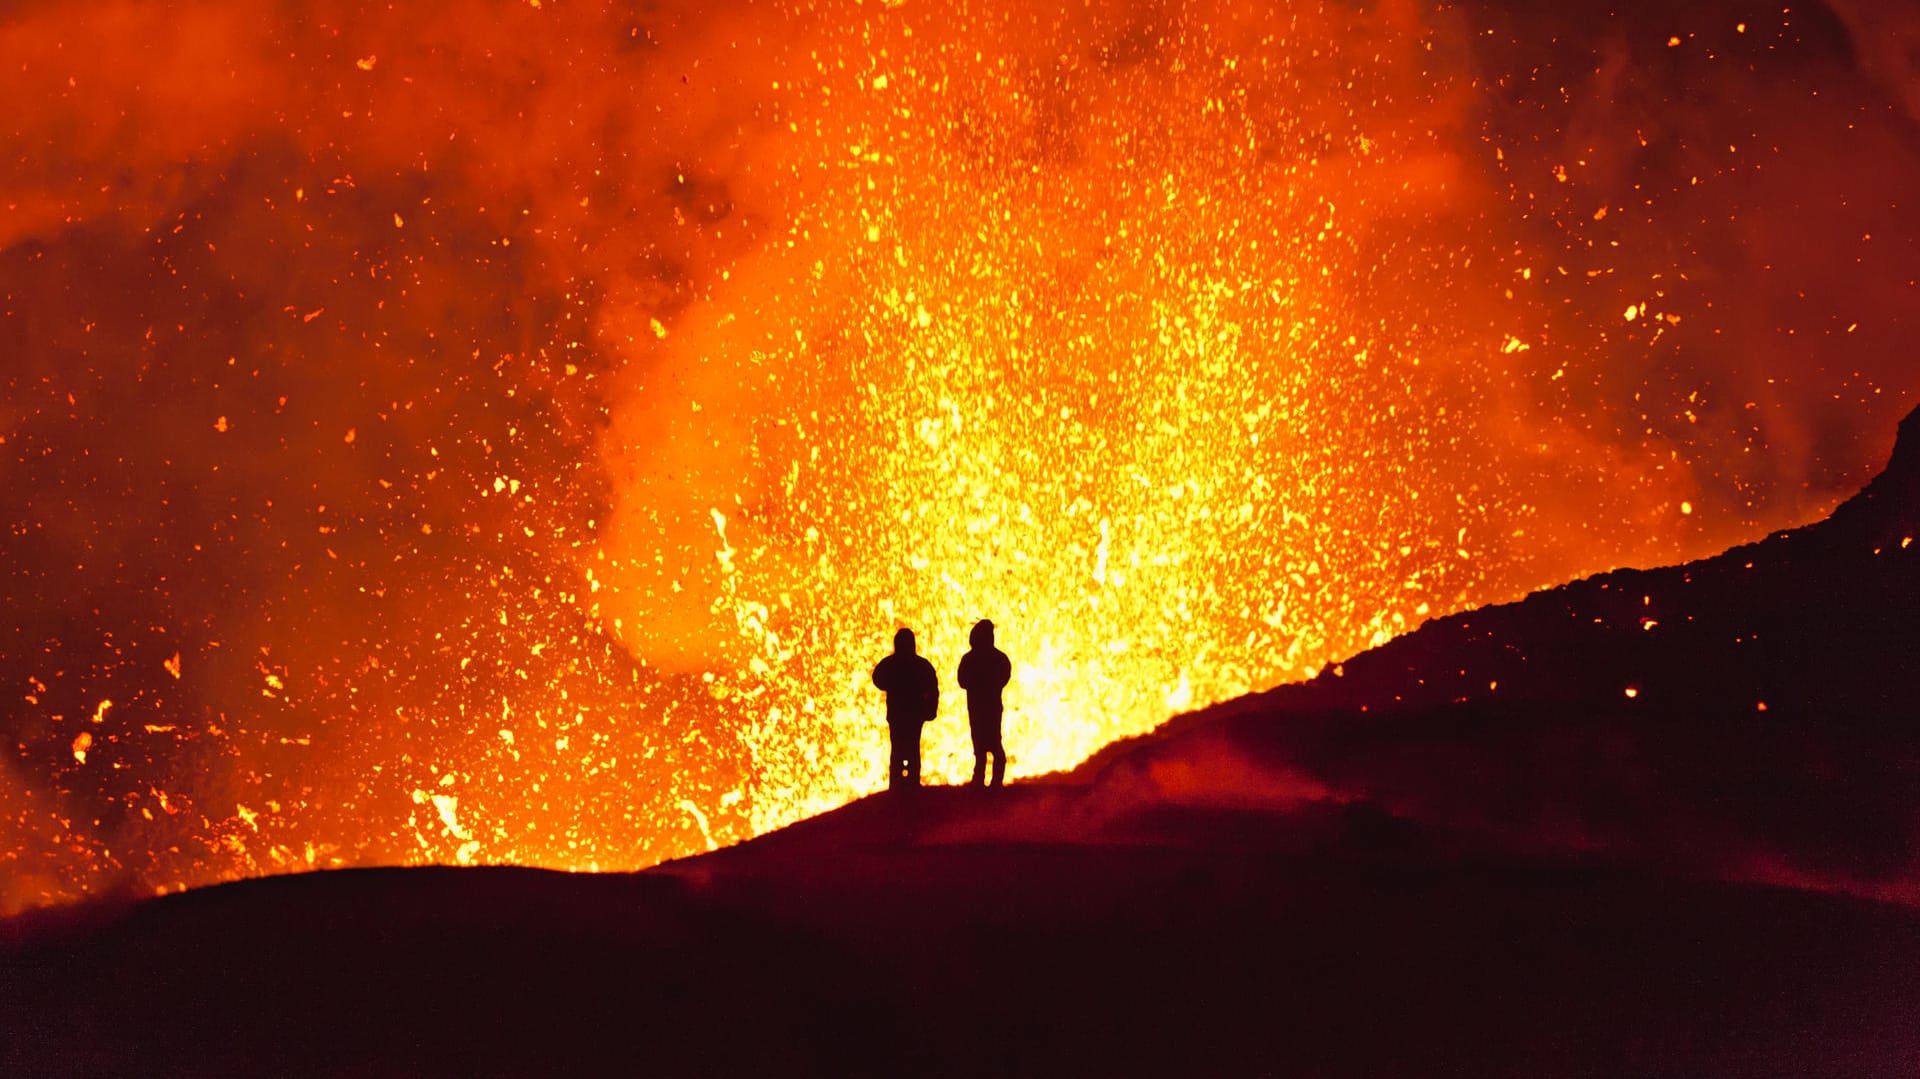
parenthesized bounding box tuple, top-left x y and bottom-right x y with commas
(1067, 401, 1920, 895)
(4, 407, 1920, 1078)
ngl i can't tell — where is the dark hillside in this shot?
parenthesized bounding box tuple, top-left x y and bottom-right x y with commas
(1074, 406, 1920, 894)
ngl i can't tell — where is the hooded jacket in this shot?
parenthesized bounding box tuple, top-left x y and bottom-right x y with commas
(956, 620, 1011, 720)
(872, 628, 939, 726)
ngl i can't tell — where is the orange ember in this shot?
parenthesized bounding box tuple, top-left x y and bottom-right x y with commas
(2, 0, 1917, 914)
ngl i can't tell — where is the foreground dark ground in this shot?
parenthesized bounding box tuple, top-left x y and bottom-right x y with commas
(5, 407, 1920, 1076)
(4, 798, 1918, 1078)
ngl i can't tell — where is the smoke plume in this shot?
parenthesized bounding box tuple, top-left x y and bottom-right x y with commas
(2, 0, 1917, 911)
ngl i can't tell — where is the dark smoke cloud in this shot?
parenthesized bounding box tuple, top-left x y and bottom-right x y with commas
(1468, 1, 1920, 542)
(1828, 0, 1920, 123)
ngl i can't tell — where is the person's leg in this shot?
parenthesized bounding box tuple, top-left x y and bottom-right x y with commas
(986, 719, 1007, 786)
(970, 717, 992, 786)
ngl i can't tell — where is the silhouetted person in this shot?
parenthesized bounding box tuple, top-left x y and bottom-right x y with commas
(957, 618, 1012, 787)
(872, 627, 938, 789)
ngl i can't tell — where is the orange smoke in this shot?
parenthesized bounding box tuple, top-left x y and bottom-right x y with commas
(2, 0, 1916, 912)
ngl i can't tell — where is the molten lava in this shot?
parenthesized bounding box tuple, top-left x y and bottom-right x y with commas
(2, 0, 1916, 914)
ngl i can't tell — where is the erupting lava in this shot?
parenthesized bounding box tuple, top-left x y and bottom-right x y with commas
(3, 0, 1916, 913)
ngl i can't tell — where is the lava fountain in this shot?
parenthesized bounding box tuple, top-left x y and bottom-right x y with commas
(2, 0, 1915, 913)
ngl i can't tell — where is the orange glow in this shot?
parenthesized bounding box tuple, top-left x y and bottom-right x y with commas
(2, 0, 1917, 915)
